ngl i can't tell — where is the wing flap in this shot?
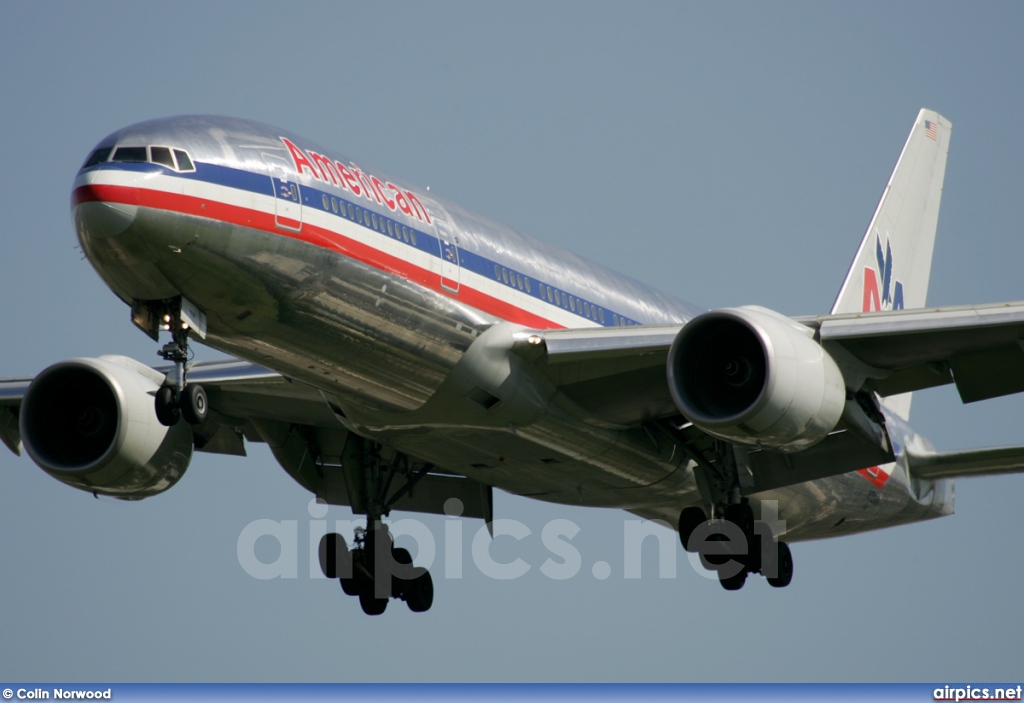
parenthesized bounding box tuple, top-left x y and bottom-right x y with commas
(513, 325, 681, 426)
(809, 301, 1024, 402)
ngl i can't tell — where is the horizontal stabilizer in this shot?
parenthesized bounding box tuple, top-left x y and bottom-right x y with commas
(909, 445, 1024, 480)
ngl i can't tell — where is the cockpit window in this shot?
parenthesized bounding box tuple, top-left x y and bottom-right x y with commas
(82, 147, 112, 168)
(150, 146, 175, 168)
(173, 149, 194, 172)
(103, 145, 197, 172)
(112, 146, 148, 163)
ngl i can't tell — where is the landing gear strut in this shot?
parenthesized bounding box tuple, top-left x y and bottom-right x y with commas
(316, 440, 436, 614)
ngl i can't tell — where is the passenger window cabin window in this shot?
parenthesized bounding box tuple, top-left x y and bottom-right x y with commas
(598, 308, 605, 324)
(561, 292, 568, 308)
(322, 194, 330, 209)
(569, 297, 576, 313)
(82, 147, 112, 168)
(150, 146, 175, 168)
(517, 275, 523, 290)
(372, 213, 379, 230)
(502, 269, 509, 285)
(495, 265, 501, 280)
(387, 221, 394, 236)
(525, 278, 531, 293)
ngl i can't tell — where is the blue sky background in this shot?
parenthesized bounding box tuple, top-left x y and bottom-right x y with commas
(2, 0, 1024, 682)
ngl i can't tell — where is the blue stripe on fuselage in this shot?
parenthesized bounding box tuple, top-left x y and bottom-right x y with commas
(82, 160, 642, 328)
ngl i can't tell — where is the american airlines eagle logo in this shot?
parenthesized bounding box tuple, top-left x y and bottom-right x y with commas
(862, 234, 904, 313)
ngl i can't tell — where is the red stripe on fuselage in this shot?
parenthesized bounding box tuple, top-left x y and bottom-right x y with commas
(73, 183, 564, 330)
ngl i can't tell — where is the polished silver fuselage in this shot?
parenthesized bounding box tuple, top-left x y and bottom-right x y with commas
(72, 115, 952, 540)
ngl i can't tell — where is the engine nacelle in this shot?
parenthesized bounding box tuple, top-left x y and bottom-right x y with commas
(667, 306, 846, 452)
(20, 356, 193, 499)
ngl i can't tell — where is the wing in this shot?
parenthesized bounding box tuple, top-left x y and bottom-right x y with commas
(511, 300, 1024, 487)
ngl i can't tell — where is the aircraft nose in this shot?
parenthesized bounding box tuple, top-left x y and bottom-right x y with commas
(74, 200, 138, 239)
(71, 184, 138, 239)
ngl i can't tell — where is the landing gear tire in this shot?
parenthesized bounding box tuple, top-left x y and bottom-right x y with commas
(404, 567, 434, 613)
(766, 541, 793, 588)
(358, 588, 388, 616)
(340, 575, 359, 597)
(678, 506, 707, 552)
(154, 386, 180, 427)
(699, 531, 733, 569)
(724, 502, 754, 539)
(180, 383, 208, 425)
(318, 533, 351, 579)
(719, 567, 747, 591)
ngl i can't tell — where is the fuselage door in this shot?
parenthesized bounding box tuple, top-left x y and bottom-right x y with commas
(431, 209, 460, 293)
(261, 153, 302, 231)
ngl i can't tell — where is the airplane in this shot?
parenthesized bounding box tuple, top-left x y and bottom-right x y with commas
(4, 108, 1024, 615)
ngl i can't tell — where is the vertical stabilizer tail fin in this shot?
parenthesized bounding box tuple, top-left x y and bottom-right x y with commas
(831, 109, 952, 420)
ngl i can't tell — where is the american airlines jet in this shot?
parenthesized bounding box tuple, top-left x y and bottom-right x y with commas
(3, 109, 1022, 614)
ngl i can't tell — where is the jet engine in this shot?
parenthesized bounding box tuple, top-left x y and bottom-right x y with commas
(19, 356, 193, 499)
(667, 306, 846, 452)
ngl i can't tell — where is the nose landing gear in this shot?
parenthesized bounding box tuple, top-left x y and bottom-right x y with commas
(154, 326, 208, 427)
(136, 296, 209, 428)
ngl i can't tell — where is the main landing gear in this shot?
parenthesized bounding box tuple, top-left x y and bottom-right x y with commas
(679, 503, 794, 590)
(318, 525, 434, 615)
(317, 439, 436, 615)
(153, 310, 208, 427)
(664, 426, 794, 591)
